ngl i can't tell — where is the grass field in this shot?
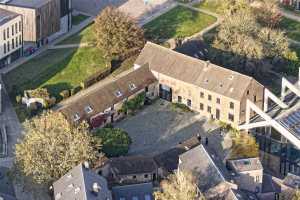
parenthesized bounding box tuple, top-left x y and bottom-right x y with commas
(144, 6, 217, 40)
(72, 14, 90, 26)
(193, 0, 221, 13)
(59, 25, 96, 45)
(4, 47, 108, 98)
(279, 17, 300, 42)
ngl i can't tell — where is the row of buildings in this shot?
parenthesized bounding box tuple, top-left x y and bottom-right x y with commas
(280, 0, 300, 10)
(0, 0, 72, 68)
(57, 41, 300, 184)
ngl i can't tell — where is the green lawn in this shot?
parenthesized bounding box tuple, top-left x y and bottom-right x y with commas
(279, 17, 300, 41)
(193, 0, 221, 13)
(59, 25, 96, 45)
(72, 14, 90, 26)
(4, 47, 108, 98)
(144, 6, 217, 40)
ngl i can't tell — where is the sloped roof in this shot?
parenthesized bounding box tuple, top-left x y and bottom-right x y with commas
(110, 156, 157, 175)
(53, 163, 112, 200)
(0, 8, 19, 26)
(112, 182, 153, 200)
(135, 42, 257, 101)
(57, 64, 157, 123)
(228, 157, 263, 173)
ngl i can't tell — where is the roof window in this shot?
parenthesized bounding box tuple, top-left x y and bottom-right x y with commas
(73, 113, 80, 121)
(115, 90, 123, 97)
(129, 83, 137, 91)
(84, 106, 93, 114)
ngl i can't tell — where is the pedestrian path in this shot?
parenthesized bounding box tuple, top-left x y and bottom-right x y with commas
(280, 8, 300, 22)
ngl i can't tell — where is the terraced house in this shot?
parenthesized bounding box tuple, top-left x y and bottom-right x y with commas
(57, 42, 264, 128)
(0, 8, 22, 68)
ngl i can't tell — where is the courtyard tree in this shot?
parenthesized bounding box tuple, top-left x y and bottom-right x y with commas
(230, 131, 259, 159)
(154, 171, 205, 200)
(15, 111, 99, 184)
(94, 128, 132, 157)
(94, 6, 145, 60)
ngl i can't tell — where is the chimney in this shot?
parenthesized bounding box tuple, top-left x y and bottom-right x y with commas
(83, 161, 89, 169)
(92, 182, 101, 193)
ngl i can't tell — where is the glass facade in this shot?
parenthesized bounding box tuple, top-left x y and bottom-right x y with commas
(253, 128, 300, 177)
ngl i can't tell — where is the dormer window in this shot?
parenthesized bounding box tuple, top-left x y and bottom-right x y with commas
(73, 113, 80, 121)
(115, 90, 122, 97)
(129, 83, 137, 91)
(84, 106, 93, 114)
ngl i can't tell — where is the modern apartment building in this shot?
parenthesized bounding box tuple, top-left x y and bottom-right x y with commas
(135, 42, 264, 128)
(0, 8, 22, 68)
(0, 0, 72, 47)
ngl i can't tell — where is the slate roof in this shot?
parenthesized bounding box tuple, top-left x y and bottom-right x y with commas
(53, 163, 112, 200)
(57, 64, 157, 123)
(0, 8, 19, 26)
(154, 136, 200, 172)
(135, 42, 259, 101)
(228, 158, 263, 173)
(178, 145, 225, 193)
(112, 182, 153, 200)
(0, 167, 16, 200)
(110, 156, 157, 176)
(0, 0, 52, 8)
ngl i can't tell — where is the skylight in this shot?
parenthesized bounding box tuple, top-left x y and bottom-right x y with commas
(73, 113, 80, 121)
(115, 90, 123, 97)
(129, 83, 137, 91)
(84, 106, 93, 114)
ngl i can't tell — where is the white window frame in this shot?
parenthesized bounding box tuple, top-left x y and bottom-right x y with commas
(129, 83, 137, 91)
(73, 113, 80, 121)
(84, 105, 93, 114)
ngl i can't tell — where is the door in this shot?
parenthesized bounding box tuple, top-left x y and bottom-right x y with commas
(159, 84, 172, 102)
(216, 109, 220, 120)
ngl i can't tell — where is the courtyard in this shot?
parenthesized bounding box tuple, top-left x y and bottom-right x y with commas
(115, 99, 219, 156)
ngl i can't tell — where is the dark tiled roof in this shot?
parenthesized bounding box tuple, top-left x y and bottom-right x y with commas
(57, 65, 157, 123)
(228, 158, 263, 173)
(110, 156, 157, 176)
(112, 182, 153, 200)
(53, 163, 112, 200)
(135, 42, 259, 101)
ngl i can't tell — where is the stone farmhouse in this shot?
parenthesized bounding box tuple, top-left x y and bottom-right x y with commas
(57, 42, 264, 129)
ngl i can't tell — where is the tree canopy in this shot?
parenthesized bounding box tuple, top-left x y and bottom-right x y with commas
(94, 128, 132, 157)
(15, 111, 99, 184)
(94, 6, 145, 60)
(154, 171, 205, 200)
(230, 132, 259, 159)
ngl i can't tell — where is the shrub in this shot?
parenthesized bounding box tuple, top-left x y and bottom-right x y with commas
(121, 92, 145, 114)
(71, 86, 82, 96)
(16, 95, 22, 104)
(26, 88, 50, 99)
(60, 90, 70, 99)
(94, 128, 132, 157)
(46, 97, 56, 107)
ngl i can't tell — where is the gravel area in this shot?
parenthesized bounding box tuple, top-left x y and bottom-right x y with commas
(115, 99, 218, 156)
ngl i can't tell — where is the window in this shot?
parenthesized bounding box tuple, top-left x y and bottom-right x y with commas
(254, 95, 257, 103)
(84, 106, 93, 114)
(200, 92, 204, 98)
(216, 98, 220, 104)
(208, 95, 212, 101)
(6, 28, 9, 39)
(115, 90, 122, 97)
(132, 175, 137, 179)
(7, 41, 10, 51)
(247, 90, 249, 95)
(200, 103, 204, 110)
(129, 83, 136, 90)
(187, 99, 191, 107)
(15, 23, 18, 33)
(144, 174, 148, 178)
(12, 38, 14, 49)
(3, 30, 5, 40)
(228, 113, 234, 122)
(19, 35, 22, 45)
(11, 25, 14, 36)
(178, 96, 182, 103)
(230, 102, 234, 109)
(207, 106, 211, 113)
(19, 21, 22, 32)
(73, 113, 80, 121)
(3, 43, 6, 54)
(255, 176, 260, 182)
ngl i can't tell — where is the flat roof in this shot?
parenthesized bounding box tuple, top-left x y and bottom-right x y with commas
(0, 8, 19, 25)
(0, 0, 52, 8)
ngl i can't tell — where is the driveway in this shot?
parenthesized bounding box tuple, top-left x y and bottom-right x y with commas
(115, 99, 218, 156)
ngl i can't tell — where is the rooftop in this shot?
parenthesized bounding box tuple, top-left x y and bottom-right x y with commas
(135, 42, 261, 101)
(0, 8, 19, 26)
(112, 182, 153, 200)
(0, 0, 52, 8)
(110, 156, 157, 176)
(53, 163, 112, 200)
(228, 158, 263, 173)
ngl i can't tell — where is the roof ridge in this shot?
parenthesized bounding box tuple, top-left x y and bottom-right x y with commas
(145, 41, 253, 80)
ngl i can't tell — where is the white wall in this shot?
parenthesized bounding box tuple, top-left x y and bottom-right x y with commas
(0, 15, 23, 60)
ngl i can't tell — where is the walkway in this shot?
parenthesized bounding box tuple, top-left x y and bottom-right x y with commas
(0, 16, 94, 74)
(280, 8, 300, 22)
(48, 43, 93, 49)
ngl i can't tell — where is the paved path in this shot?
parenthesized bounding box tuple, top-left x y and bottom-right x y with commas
(280, 8, 300, 22)
(0, 16, 94, 74)
(48, 42, 93, 49)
